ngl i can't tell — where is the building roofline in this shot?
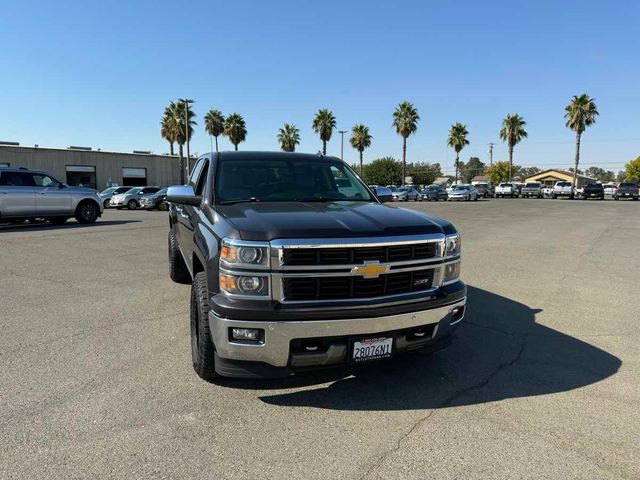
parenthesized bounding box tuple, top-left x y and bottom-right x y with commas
(0, 144, 181, 158)
(524, 168, 596, 181)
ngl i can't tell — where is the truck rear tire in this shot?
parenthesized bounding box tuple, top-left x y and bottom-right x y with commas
(191, 271, 218, 382)
(168, 230, 191, 284)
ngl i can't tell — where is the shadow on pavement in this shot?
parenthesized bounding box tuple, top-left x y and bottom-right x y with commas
(0, 220, 141, 232)
(246, 286, 621, 410)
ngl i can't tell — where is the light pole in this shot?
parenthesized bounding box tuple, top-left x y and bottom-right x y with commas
(339, 130, 348, 160)
(488, 142, 494, 166)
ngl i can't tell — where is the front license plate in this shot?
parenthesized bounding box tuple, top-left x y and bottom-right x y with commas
(352, 337, 393, 363)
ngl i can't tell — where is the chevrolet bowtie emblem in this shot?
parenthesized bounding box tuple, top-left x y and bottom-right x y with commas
(352, 261, 390, 279)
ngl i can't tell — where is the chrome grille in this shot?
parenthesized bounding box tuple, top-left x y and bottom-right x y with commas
(282, 243, 437, 266)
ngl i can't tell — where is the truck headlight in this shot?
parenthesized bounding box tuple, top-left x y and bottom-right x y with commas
(442, 261, 461, 284)
(445, 234, 461, 258)
(219, 273, 270, 297)
(220, 239, 270, 268)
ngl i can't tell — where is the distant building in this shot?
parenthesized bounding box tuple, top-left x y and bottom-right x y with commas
(0, 144, 182, 189)
(523, 169, 596, 187)
(433, 176, 453, 186)
(471, 175, 489, 184)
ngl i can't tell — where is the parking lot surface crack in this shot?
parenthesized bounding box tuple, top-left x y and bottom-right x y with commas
(360, 334, 528, 479)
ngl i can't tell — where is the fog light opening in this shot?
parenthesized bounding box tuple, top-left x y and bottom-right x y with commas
(230, 327, 263, 343)
(450, 305, 465, 325)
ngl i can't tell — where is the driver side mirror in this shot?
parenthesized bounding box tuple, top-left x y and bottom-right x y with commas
(166, 185, 203, 207)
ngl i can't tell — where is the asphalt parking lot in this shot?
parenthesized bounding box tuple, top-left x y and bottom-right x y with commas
(1, 199, 638, 479)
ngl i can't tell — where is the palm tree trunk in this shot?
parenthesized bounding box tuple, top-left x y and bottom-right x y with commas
(234, 143, 238, 152)
(573, 133, 581, 188)
(322, 140, 327, 156)
(402, 136, 407, 186)
(508, 144, 514, 181)
(215, 136, 219, 153)
(360, 151, 363, 176)
(169, 141, 174, 156)
(455, 153, 459, 183)
(178, 143, 185, 184)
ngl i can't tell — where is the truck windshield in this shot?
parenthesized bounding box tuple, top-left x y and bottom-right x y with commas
(216, 158, 375, 203)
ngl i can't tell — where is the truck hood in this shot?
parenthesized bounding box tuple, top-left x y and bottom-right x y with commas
(216, 201, 455, 241)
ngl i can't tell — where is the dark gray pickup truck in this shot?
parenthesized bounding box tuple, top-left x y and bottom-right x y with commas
(166, 151, 466, 380)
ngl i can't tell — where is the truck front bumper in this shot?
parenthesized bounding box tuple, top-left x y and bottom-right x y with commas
(209, 296, 466, 377)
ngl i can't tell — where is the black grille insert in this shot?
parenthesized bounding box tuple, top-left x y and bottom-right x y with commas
(282, 269, 435, 301)
(282, 243, 438, 266)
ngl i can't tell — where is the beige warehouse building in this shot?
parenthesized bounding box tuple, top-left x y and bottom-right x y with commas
(0, 144, 182, 190)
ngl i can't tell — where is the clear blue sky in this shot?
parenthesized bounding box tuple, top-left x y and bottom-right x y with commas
(2, 0, 639, 175)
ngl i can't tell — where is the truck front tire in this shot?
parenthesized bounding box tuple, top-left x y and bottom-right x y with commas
(191, 272, 218, 382)
(168, 230, 191, 284)
(75, 201, 100, 224)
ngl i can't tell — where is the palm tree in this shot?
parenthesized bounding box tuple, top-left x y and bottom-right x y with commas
(499, 114, 528, 181)
(447, 123, 470, 184)
(392, 101, 420, 185)
(349, 124, 373, 176)
(224, 113, 247, 151)
(204, 109, 225, 153)
(312, 109, 336, 155)
(565, 94, 599, 188)
(160, 110, 177, 156)
(277, 124, 300, 152)
(162, 101, 196, 183)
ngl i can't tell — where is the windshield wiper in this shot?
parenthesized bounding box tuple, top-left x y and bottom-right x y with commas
(220, 197, 260, 205)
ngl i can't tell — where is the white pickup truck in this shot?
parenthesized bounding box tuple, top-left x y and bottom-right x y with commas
(551, 181, 574, 199)
(495, 182, 517, 198)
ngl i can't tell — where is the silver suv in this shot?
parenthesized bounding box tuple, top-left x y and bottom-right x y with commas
(0, 167, 103, 225)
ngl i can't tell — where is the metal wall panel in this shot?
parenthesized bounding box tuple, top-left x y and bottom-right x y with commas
(0, 146, 183, 188)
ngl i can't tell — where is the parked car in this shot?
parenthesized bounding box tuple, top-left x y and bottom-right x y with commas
(473, 183, 493, 198)
(99, 186, 133, 209)
(0, 166, 102, 225)
(495, 182, 517, 198)
(613, 182, 639, 200)
(580, 183, 605, 200)
(541, 185, 554, 198)
(139, 188, 169, 210)
(420, 184, 449, 201)
(520, 182, 543, 198)
(392, 186, 420, 201)
(370, 186, 393, 203)
(551, 181, 574, 199)
(448, 184, 478, 201)
(110, 186, 162, 209)
(166, 151, 466, 380)
(603, 183, 617, 196)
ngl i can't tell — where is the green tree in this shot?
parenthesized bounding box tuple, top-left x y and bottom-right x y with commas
(616, 170, 627, 183)
(392, 101, 420, 185)
(585, 166, 615, 182)
(485, 161, 512, 185)
(277, 124, 301, 152)
(349, 124, 373, 175)
(162, 100, 196, 184)
(364, 157, 403, 186)
(447, 123, 470, 183)
(312, 109, 336, 155)
(224, 113, 247, 151)
(204, 109, 225, 153)
(518, 166, 541, 180)
(407, 162, 442, 186)
(565, 94, 599, 188)
(462, 156, 485, 183)
(499, 114, 528, 181)
(624, 156, 640, 182)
